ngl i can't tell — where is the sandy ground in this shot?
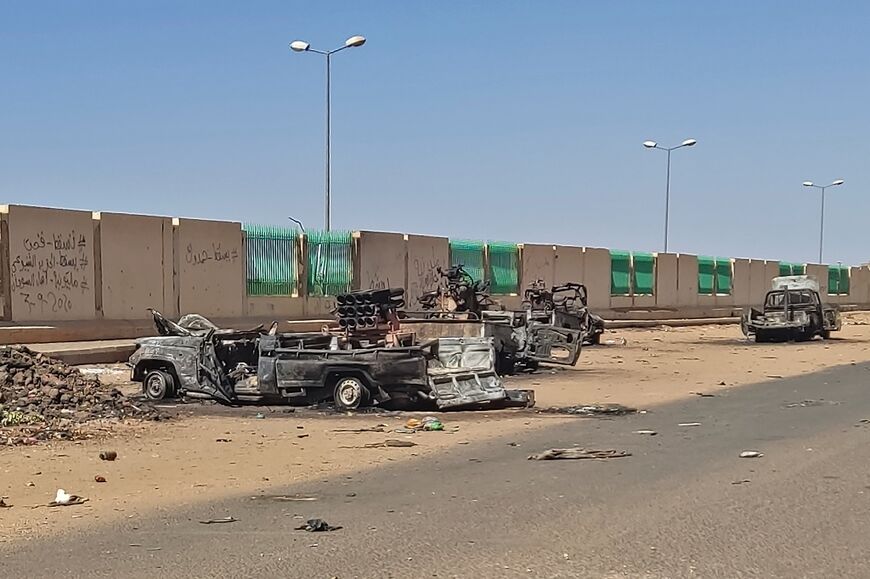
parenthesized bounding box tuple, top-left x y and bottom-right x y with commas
(3, 317, 870, 542)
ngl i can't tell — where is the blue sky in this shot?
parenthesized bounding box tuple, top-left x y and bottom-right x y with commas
(1, 1, 868, 264)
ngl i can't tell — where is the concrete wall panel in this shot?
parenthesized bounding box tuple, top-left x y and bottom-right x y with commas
(246, 296, 306, 319)
(731, 259, 751, 307)
(583, 247, 611, 309)
(521, 244, 555, 290)
(176, 218, 244, 317)
(805, 264, 828, 295)
(677, 254, 699, 308)
(849, 267, 870, 305)
(763, 261, 779, 293)
(553, 246, 585, 286)
(99, 212, 172, 319)
(354, 231, 407, 292)
(5, 205, 96, 321)
(406, 234, 449, 307)
(748, 260, 767, 305)
(655, 253, 679, 308)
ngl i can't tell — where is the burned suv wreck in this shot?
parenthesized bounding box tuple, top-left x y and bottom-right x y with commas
(129, 310, 532, 410)
(522, 280, 605, 346)
(741, 276, 841, 342)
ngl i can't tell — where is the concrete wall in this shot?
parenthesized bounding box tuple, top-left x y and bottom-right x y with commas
(98, 212, 173, 319)
(806, 264, 828, 295)
(354, 231, 407, 292)
(731, 259, 751, 307)
(406, 234, 450, 307)
(748, 260, 766, 305)
(583, 247, 611, 310)
(175, 218, 244, 318)
(655, 253, 679, 308)
(553, 245, 585, 286)
(3, 205, 97, 321)
(677, 254, 699, 308)
(521, 244, 555, 290)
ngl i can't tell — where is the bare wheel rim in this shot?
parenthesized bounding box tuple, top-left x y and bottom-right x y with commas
(146, 373, 167, 397)
(336, 379, 363, 407)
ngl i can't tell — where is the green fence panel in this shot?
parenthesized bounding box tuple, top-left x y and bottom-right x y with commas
(243, 224, 298, 296)
(715, 258, 732, 295)
(307, 230, 352, 296)
(632, 252, 655, 295)
(698, 256, 715, 295)
(450, 240, 486, 283)
(840, 267, 850, 295)
(828, 266, 850, 295)
(610, 250, 631, 296)
(778, 262, 806, 276)
(828, 266, 840, 295)
(488, 242, 519, 294)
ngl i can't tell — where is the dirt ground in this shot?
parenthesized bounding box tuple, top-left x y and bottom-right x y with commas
(3, 316, 870, 542)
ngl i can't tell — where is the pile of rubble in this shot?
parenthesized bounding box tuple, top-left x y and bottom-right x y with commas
(0, 346, 159, 445)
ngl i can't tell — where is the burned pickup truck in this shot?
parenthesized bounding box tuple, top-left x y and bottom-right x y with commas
(522, 280, 605, 346)
(129, 310, 531, 410)
(741, 276, 841, 342)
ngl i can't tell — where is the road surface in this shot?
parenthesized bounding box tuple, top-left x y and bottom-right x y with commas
(5, 362, 870, 578)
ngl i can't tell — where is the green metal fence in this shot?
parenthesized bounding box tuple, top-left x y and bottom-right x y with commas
(779, 262, 806, 276)
(488, 242, 519, 294)
(699, 257, 732, 295)
(450, 239, 486, 282)
(828, 265, 850, 295)
(632, 252, 655, 295)
(715, 258, 732, 295)
(307, 230, 352, 296)
(243, 224, 298, 296)
(610, 250, 632, 296)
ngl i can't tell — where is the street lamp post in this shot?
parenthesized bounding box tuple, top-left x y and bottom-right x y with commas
(802, 179, 845, 263)
(290, 35, 366, 231)
(643, 138, 697, 253)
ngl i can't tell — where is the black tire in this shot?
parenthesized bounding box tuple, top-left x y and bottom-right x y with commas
(144, 369, 175, 400)
(821, 330, 832, 340)
(755, 332, 772, 343)
(333, 376, 369, 410)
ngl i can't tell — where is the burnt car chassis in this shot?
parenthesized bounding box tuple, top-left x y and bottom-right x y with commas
(741, 276, 841, 343)
(129, 310, 533, 410)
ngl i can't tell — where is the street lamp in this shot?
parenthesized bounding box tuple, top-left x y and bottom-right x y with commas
(643, 138, 697, 253)
(290, 35, 367, 231)
(802, 179, 844, 263)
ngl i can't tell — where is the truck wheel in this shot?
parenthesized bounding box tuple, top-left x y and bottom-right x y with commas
(333, 377, 369, 410)
(821, 330, 831, 340)
(144, 370, 175, 400)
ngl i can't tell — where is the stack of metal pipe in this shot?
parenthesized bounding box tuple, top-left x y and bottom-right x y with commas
(335, 288, 405, 331)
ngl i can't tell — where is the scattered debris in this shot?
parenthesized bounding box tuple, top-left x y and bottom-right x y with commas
(0, 498, 11, 508)
(0, 347, 160, 446)
(766, 375, 784, 379)
(215, 438, 232, 443)
(49, 489, 87, 507)
(538, 404, 637, 417)
(331, 425, 388, 433)
(528, 448, 632, 461)
(731, 479, 751, 485)
(342, 439, 418, 449)
(94, 476, 107, 483)
(268, 495, 317, 502)
(691, 392, 716, 398)
(422, 416, 443, 431)
(678, 422, 702, 427)
(634, 430, 658, 436)
(603, 338, 628, 346)
(295, 518, 341, 532)
(405, 418, 422, 430)
(297, 433, 309, 439)
(199, 516, 237, 524)
(784, 399, 838, 408)
(254, 413, 265, 419)
(739, 451, 763, 458)
(99, 451, 118, 461)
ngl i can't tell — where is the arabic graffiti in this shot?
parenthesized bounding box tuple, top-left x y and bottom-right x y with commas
(185, 242, 240, 267)
(11, 229, 92, 315)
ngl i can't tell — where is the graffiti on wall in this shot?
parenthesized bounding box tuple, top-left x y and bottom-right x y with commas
(185, 242, 239, 267)
(10, 229, 92, 315)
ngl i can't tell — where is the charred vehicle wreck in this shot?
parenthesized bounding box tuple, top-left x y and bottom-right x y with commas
(129, 300, 533, 410)
(410, 266, 591, 373)
(741, 276, 841, 343)
(522, 280, 605, 346)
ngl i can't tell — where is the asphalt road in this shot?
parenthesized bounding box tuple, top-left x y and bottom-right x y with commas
(6, 362, 870, 578)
